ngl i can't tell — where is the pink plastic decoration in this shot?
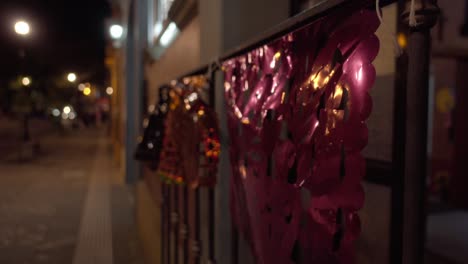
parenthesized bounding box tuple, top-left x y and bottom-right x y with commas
(223, 7, 380, 264)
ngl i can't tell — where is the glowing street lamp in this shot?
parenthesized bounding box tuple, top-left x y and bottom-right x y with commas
(78, 83, 85, 91)
(21, 77, 31, 86)
(14, 20, 32, 143)
(14, 21, 30, 36)
(52, 109, 60, 117)
(106, 87, 114, 95)
(109, 24, 123, 40)
(67, 73, 77, 83)
(63, 106, 71, 114)
(83, 87, 91, 96)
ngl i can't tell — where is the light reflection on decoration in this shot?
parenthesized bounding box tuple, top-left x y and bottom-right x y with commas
(143, 117, 149, 128)
(356, 65, 363, 81)
(225, 82, 231, 91)
(188, 92, 198, 102)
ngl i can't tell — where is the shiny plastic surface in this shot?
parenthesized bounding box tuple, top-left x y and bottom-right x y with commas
(223, 9, 380, 263)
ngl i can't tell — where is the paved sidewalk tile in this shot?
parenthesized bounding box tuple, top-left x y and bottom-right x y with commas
(73, 138, 113, 264)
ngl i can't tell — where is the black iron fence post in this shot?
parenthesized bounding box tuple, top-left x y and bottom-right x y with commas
(400, 1, 439, 263)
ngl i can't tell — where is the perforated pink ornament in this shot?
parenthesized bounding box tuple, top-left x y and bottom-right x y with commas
(224, 7, 379, 264)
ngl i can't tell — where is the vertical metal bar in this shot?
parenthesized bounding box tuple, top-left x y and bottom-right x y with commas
(208, 68, 216, 264)
(451, 60, 468, 207)
(403, 27, 430, 264)
(231, 226, 238, 264)
(391, 53, 408, 264)
(162, 184, 167, 264)
(401, 1, 439, 263)
(391, 2, 408, 263)
(194, 188, 201, 264)
(188, 188, 196, 264)
(208, 189, 215, 262)
(174, 186, 179, 264)
(168, 185, 172, 264)
(183, 185, 189, 264)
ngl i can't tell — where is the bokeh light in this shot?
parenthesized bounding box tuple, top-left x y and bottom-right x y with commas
(78, 83, 85, 91)
(83, 87, 91, 96)
(52, 109, 60, 117)
(63, 106, 71, 114)
(14, 21, 30, 35)
(21, 77, 31, 86)
(397, 33, 407, 49)
(67, 73, 77, 82)
(106, 87, 114, 95)
(110, 24, 123, 39)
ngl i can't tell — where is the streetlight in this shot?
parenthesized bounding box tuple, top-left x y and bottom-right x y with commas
(78, 83, 85, 91)
(14, 20, 31, 145)
(63, 106, 71, 114)
(14, 21, 30, 36)
(106, 87, 114, 95)
(109, 24, 123, 40)
(83, 87, 91, 96)
(21, 77, 31, 86)
(67, 73, 77, 83)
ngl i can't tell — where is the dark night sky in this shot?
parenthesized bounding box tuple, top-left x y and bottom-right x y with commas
(0, 0, 111, 86)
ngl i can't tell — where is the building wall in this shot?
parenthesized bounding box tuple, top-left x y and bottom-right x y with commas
(222, 0, 290, 51)
(145, 16, 201, 105)
(433, 0, 468, 49)
(358, 4, 397, 264)
(363, 4, 397, 162)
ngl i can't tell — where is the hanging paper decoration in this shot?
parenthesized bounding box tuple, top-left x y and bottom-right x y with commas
(223, 8, 379, 264)
(157, 86, 185, 184)
(135, 85, 172, 170)
(158, 76, 220, 188)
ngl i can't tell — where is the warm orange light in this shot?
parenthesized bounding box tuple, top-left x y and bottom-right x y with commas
(397, 33, 407, 49)
(274, 51, 281, 60)
(83, 87, 91, 96)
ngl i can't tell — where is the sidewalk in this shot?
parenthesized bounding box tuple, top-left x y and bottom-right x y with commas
(0, 128, 143, 264)
(0, 117, 52, 161)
